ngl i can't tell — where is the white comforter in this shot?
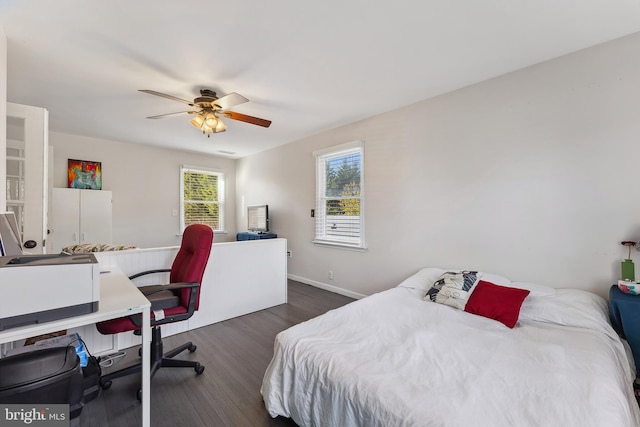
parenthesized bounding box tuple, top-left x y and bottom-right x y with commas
(261, 277, 640, 427)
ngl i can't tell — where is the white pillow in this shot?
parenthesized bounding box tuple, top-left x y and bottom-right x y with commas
(508, 281, 556, 297)
(519, 289, 608, 329)
(478, 272, 511, 287)
(396, 267, 446, 297)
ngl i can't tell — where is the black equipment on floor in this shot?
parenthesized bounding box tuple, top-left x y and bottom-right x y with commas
(0, 346, 84, 418)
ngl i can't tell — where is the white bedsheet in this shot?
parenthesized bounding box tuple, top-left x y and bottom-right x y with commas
(261, 285, 640, 427)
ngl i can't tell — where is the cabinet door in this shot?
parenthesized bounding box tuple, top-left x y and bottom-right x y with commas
(79, 190, 112, 244)
(6, 103, 48, 253)
(50, 188, 80, 252)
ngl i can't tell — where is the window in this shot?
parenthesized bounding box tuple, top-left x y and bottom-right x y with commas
(180, 165, 225, 232)
(313, 141, 365, 249)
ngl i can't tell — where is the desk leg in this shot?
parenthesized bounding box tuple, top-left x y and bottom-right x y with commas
(141, 306, 150, 427)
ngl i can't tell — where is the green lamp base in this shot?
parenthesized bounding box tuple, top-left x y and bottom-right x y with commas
(621, 259, 635, 281)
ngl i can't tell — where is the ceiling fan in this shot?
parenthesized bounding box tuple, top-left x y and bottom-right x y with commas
(139, 89, 272, 137)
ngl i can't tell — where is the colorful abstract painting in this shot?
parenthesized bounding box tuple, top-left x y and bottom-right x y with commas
(68, 159, 102, 190)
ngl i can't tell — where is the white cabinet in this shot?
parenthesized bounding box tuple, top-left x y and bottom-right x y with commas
(51, 188, 112, 252)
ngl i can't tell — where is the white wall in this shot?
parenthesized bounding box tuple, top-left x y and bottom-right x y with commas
(0, 26, 7, 212)
(237, 32, 640, 300)
(48, 132, 237, 248)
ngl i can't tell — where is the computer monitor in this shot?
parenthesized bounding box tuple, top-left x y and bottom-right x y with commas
(0, 212, 23, 256)
(247, 205, 269, 233)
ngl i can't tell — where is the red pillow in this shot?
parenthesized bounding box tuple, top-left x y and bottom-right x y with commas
(464, 280, 530, 328)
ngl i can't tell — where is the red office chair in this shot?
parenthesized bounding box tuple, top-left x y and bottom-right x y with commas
(96, 224, 213, 398)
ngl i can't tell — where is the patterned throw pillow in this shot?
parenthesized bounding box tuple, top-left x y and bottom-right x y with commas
(62, 243, 137, 254)
(424, 271, 480, 310)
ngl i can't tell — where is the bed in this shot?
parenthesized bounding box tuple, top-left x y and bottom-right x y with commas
(261, 267, 640, 427)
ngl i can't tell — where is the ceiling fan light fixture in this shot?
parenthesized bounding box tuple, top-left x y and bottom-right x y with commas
(190, 113, 205, 130)
(204, 111, 218, 128)
(215, 119, 227, 133)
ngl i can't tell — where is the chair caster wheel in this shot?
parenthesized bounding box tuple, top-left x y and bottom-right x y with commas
(137, 389, 142, 401)
(100, 379, 112, 390)
(195, 363, 205, 375)
(188, 344, 197, 353)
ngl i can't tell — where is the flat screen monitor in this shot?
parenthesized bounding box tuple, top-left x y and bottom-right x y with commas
(0, 212, 23, 256)
(247, 205, 269, 233)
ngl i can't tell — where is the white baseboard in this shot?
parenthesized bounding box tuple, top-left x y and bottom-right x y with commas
(287, 274, 366, 300)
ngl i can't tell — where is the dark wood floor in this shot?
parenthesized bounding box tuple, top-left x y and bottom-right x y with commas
(75, 280, 355, 427)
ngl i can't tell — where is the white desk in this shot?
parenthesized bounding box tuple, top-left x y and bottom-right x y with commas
(0, 268, 151, 427)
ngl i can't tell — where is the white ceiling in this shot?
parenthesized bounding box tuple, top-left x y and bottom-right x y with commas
(1, 1, 640, 159)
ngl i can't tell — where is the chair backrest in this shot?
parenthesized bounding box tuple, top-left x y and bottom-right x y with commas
(170, 224, 214, 311)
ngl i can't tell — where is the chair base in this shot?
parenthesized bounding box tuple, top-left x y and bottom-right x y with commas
(99, 327, 204, 399)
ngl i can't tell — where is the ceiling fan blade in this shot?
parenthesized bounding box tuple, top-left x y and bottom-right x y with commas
(146, 111, 195, 119)
(224, 111, 272, 128)
(212, 92, 249, 110)
(139, 90, 194, 106)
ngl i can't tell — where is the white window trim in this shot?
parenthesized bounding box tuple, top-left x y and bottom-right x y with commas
(180, 164, 226, 234)
(312, 140, 366, 250)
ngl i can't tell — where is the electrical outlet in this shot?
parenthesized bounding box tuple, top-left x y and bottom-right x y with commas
(328, 270, 334, 280)
(287, 250, 292, 258)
